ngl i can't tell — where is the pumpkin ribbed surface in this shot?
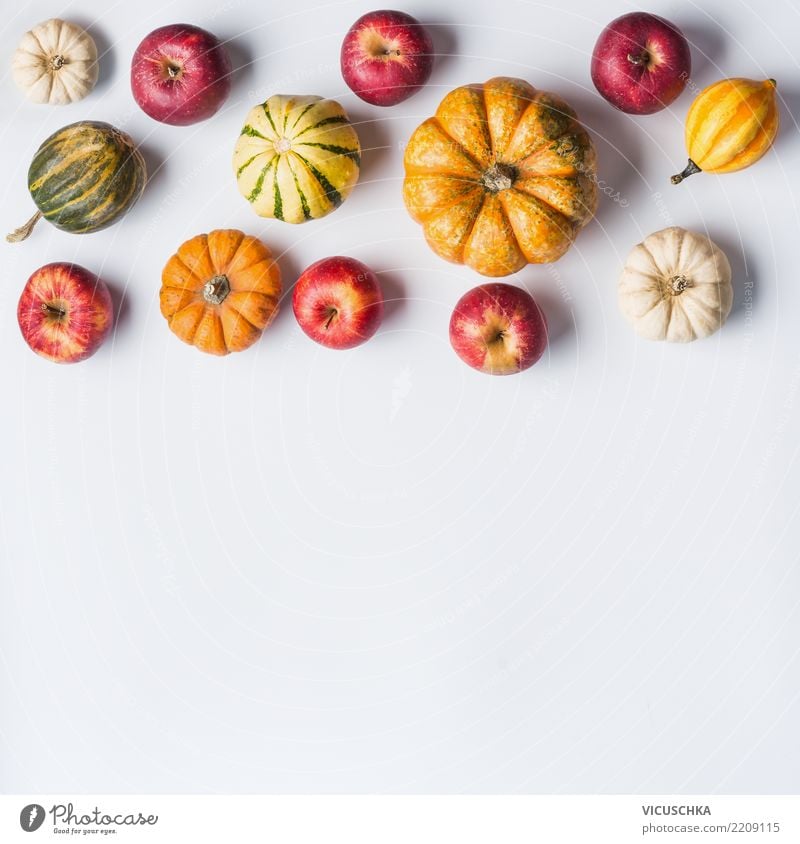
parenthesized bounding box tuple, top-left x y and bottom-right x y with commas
(13, 19, 98, 105)
(28, 121, 146, 233)
(160, 229, 282, 356)
(403, 77, 597, 277)
(618, 227, 733, 343)
(233, 94, 361, 224)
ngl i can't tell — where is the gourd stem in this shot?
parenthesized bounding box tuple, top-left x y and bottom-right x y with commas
(671, 159, 702, 185)
(6, 211, 43, 243)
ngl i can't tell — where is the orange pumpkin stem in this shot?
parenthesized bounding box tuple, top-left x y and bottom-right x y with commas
(481, 162, 517, 193)
(671, 159, 702, 185)
(203, 274, 231, 305)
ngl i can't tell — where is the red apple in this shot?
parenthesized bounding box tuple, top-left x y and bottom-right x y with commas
(449, 283, 547, 376)
(17, 263, 113, 364)
(293, 257, 384, 349)
(591, 12, 691, 115)
(340, 9, 434, 106)
(130, 23, 232, 125)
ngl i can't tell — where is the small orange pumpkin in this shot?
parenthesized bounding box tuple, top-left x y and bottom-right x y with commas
(403, 77, 598, 277)
(160, 229, 281, 356)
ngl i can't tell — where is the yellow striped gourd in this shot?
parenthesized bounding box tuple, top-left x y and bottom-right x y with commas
(672, 78, 779, 184)
(233, 95, 361, 224)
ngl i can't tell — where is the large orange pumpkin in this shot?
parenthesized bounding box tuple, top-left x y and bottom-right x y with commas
(160, 229, 282, 356)
(403, 77, 598, 277)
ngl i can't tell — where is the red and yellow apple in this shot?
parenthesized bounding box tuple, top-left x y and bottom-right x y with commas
(130, 23, 232, 125)
(449, 283, 547, 375)
(340, 9, 434, 106)
(292, 257, 384, 349)
(17, 263, 113, 363)
(591, 11, 691, 115)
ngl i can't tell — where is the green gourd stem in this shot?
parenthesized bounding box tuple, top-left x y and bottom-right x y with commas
(671, 159, 702, 185)
(6, 211, 43, 243)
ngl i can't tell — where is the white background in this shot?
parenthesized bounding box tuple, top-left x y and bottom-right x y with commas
(0, 0, 798, 794)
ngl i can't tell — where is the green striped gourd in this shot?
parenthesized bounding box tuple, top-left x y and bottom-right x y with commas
(233, 94, 361, 224)
(7, 121, 146, 242)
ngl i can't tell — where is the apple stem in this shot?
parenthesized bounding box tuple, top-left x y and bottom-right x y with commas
(671, 159, 702, 185)
(166, 62, 182, 79)
(324, 308, 338, 329)
(41, 302, 66, 318)
(6, 211, 43, 243)
(627, 49, 650, 66)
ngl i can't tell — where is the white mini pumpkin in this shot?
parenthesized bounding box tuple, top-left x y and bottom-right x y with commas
(12, 19, 98, 105)
(618, 226, 733, 343)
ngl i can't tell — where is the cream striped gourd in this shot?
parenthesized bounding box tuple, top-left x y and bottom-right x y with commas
(233, 94, 361, 224)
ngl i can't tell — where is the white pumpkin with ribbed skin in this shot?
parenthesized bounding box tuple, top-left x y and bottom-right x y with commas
(618, 226, 733, 342)
(12, 19, 98, 105)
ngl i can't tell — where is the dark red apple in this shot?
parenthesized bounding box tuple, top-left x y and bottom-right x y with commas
(591, 12, 691, 115)
(340, 9, 434, 106)
(293, 257, 384, 349)
(131, 23, 232, 125)
(449, 283, 547, 376)
(18, 263, 113, 364)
